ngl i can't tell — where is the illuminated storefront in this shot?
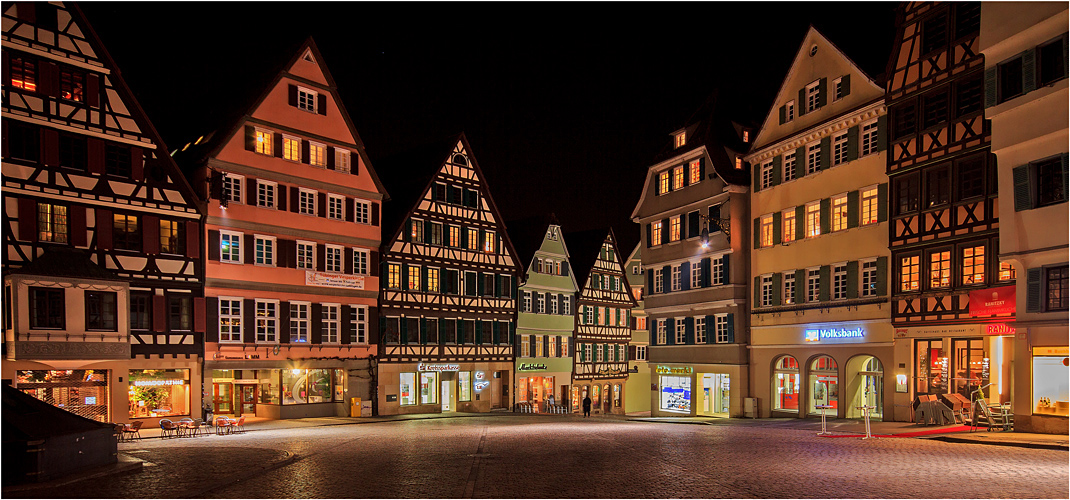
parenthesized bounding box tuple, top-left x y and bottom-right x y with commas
(128, 369, 190, 419)
(648, 365, 738, 417)
(378, 361, 511, 415)
(517, 375, 556, 410)
(904, 324, 1014, 419)
(17, 370, 110, 422)
(210, 367, 346, 417)
(1031, 347, 1069, 418)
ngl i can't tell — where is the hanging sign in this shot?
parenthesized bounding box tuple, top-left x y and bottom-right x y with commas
(306, 271, 366, 290)
(969, 286, 1016, 316)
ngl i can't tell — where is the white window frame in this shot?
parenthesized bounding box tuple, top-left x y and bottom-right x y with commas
(806, 81, 820, 112)
(352, 248, 369, 275)
(218, 297, 243, 343)
(254, 235, 276, 266)
(220, 230, 243, 264)
(299, 188, 317, 216)
(656, 319, 667, 345)
(562, 296, 571, 316)
(536, 336, 544, 357)
(257, 179, 277, 209)
(783, 209, 796, 243)
(636, 345, 647, 361)
(654, 268, 664, 293)
(861, 185, 879, 226)
(761, 274, 774, 307)
(672, 166, 684, 190)
(783, 151, 797, 181)
(327, 194, 345, 221)
(691, 260, 702, 289)
(309, 141, 327, 168)
(807, 268, 821, 302)
(537, 293, 546, 314)
(523, 291, 532, 312)
(695, 316, 707, 344)
(861, 120, 879, 157)
(255, 299, 279, 344)
(711, 255, 724, 285)
(350, 305, 367, 344)
(325, 244, 343, 272)
(760, 214, 774, 248)
(832, 132, 848, 166)
(596, 342, 604, 362)
(675, 318, 686, 344)
(297, 241, 316, 270)
(550, 294, 558, 315)
(584, 343, 593, 363)
(353, 199, 371, 225)
(785, 100, 795, 121)
(671, 265, 681, 291)
(290, 301, 310, 343)
(297, 86, 318, 113)
(321, 303, 340, 344)
(223, 173, 244, 204)
(806, 142, 821, 175)
(688, 159, 702, 184)
(806, 202, 821, 238)
(861, 259, 878, 297)
(761, 160, 774, 189)
(831, 193, 849, 232)
(335, 148, 351, 173)
(521, 334, 531, 357)
(254, 128, 273, 156)
(784, 270, 796, 305)
(714, 314, 729, 343)
(833, 263, 848, 300)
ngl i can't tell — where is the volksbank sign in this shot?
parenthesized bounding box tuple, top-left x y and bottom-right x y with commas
(804, 327, 865, 343)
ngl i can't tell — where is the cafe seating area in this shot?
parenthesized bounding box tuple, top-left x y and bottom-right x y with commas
(112, 415, 259, 441)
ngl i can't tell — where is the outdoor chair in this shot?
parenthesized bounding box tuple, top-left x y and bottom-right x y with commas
(215, 416, 233, 435)
(123, 420, 143, 441)
(191, 418, 208, 437)
(159, 419, 179, 438)
(234, 416, 246, 433)
(177, 417, 195, 437)
(114, 423, 126, 442)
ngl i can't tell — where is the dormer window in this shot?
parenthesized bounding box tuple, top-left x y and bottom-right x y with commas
(735, 157, 743, 170)
(806, 81, 820, 112)
(742, 130, 750, 143)
(674, 132, 686, 148)
(786, 100, 795, 121)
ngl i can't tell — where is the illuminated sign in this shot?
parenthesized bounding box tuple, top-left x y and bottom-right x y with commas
(517, 363, 547, 372)
(655, 365, 693, 375)
(474, 371, 489, 391)
(132, 379, 184, 387)
(985, 323, 1016, 335)
(804, 328, 864, 342)
(969, 286, 1016, 317)
(417, 363, 460, 372)
(306, 271, 366, 290)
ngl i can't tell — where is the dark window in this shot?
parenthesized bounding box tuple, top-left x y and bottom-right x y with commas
(84, 291, 117, 331)
(9, 56, 36, 91)
(130, 292, 151, 330)
(59, 68, 84, 102)
(922, 13, 948, 54)
(384, 317, 400, 344)
(433, 183, 447, 202)
(7, 122, 40, 162)
(1036, 157, 1066, 207)
(462, 319, 475, 344)
(953, 2, 981, 40)
(30, 288, 65, 329)
(999, 57, 1024, 103)
(956, 156, 985, 200)
(922, 91, 948, 130)
(892, 102, 917, 139)
(168, 296, 191, 331)
(483, 274, 494, 297)
(954, 75, 983, 117)
(441, 318, 457, 344)
(426, 318, 438, 344)
(1037, 38, 1068, 87)
(113, 214, 141, 251)
(58, 134, 87, 171)
(159, 219, 185, 254)
(104, 144, 131, 178)
(895, 174, 920, 215)
(925, 166, 950, 207)
(481, 320, 493, 345)
(406, 318, 419, 343)
(1047, 266, 1069, 310)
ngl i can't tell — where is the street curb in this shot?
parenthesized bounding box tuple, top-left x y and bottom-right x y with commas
(1, 453, 144, 494)
(926, 435, 1069, 451)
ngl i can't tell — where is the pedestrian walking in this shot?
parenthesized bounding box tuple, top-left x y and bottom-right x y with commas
(582, 395, 592, 417)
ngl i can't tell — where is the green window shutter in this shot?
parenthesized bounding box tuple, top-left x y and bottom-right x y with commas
(403, 219, 412, 242)
(772, 211, 782, 245)
(684, 317, 695, 344)
(401, 263, 409, 290)
(754, 276, 761, 306)
(420, 317, 427, 344)
(721, 254, 730, 285)
(795, 205, 806, 241)
(1013, 165, 1033, 211)
(875, 257, 888, 296)
(820, 198, 831, 234)
(798, 87, 807, 116)
(701, 257, 711, 287)
(1022, 49, 1036, 95)
(753, 217, 761, 249)
(841, 74, 851, 97)
(1026, 268, 1043, 312)
(818, 77, 828, 108)
(876, 115, 888, 152)
(779, 105, 786, 124)
(646, 223, 653, 247)
(400, 316, 408, 343)
(819, 265, 831, 301)
(698, 157, 706, 179)
(753, 163, 762, 192)
(846, 261, 859, 299)
(819, 136, 831, 171)
(725, 314, 735, 343)
(680, 261, 691, 291)
(847, 190, 860, 228)
(662, 265, 671, 293)
(460, 226, 468, 248)
(794, 269, 806, 303)
(877, 183, 889, 222)
(477, 273, 485, 295)
(845, 126, 859, 162)
(661, 218, 669, 244)
(984, 67, 998, 108)
(771, 155, 782, 186)
(475, 320, 483, 345)
(424, 220, 432, 244)
(772, 273, 783, 306)
(421, 266, 429, 291)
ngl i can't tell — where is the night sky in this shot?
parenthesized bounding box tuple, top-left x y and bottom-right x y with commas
(78, 2, 897, 250)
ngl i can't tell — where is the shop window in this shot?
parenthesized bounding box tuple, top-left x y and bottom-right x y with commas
(773, 356, 800, 412)
(129, 369, 190, 419)
(808, 355, 839, 416)
(915, 339, 946, 396)
(18, 370, 109, 422)
(660, 375, 691, 413)
(458, 371, 472, 402)
(614, 384, 622, 408)
(259, 369, 281, 405)
(952, 339, 985, 399)
(1032, 354, 1069, 417)
(420, 372, 438, 404)
(307, 369, 331, 403)
(283, 369, 308, 404)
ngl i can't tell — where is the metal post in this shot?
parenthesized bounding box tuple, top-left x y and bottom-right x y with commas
(859, 406, 876, 439)
(816, 405, 832, 435)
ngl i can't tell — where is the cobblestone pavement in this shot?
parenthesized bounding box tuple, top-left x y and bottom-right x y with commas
(16, 415, 1068, 499)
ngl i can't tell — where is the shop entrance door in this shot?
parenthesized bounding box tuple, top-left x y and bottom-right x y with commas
(238, 385, 257, 416)
(441, 381, 453, 412)
(213, 383, 233, 414)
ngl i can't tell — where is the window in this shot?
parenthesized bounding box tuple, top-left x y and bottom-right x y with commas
(1036, 157, 1067, 207)
(895, 174, 920, 214)
(861, 260, 878, 297)
(584, 344, 593, 363)
(832, 132, 848, 166)
(466, 228, 479, 250)
(806, 143, 820, 175)
(925, 167, 950, 207)
(299, 189, 317, 216)
(430, 223, 443, 246)
(10, 56, 37, 91)
(309, 142, 326, 167)
(283, 136, 300, 161)
(257, 181, 276, 208)
(351, 200, 370, 225)
(710, 256, 724, 285)
(536, 293, 546, 313)
(353, 249, 368, 275)
(130, 293, 151, 331)
(954, 75, 983, 117)
(297, 87, 317, 112)
(1046, 266, 1068, 310)
(321, 304, 339, 343)
(806, 81, 820, 112)
(113, 214, 141, 251)
(761, 275, 773, 306)
(483, 230, 496, 253)
(999, 261, 1016, 282)
(522, 291, 532, 312)
(221, 231, 242, 263)
(290, 303, 309, 343)
(954, 2, 980, 40)
(669, 216, 681, 242)
(651, 221, 663, 246)
(84, 291, 117, 331)
(691, 261, 702, 289)
(998, 57, 1024, 103)
(656, 319, 667, 345)
(672, 166, 684, 190)
(254, 129, 273, 155)
(692, 317, 706, 344)
(922, 13, 947, 54)
(860, 187, 879, 226)
(760, 214, 774, 247)
(535, 336, 544, 357)
(929, 250, 951, 288)
(831, 195, 848, 232)
(674, 132, 686, 148)
(255, 236, 275, 266)
(325, 245, 342, 272)
(675, 318, 686, 344)
(8, 122, 39, 161)
(714, 315, 730, 343)
(37, 203, 68, 243)
(654, 268, 664, 293)
(689, 159, 701, 184)
(892, 103, 917, 139)
(807, 269, 820, 302)
(636, 345, 647, 361)
(860, 121, 878, 156)
(784, 271, 796, 305)
(548, 336, 557, 357)
(30, 288, 64, 329)
(169, 296, 191, 332)
(562, 296, 571, 315)
(335, 149, 351, 173)
(671, 265, 681, 291)
(446, 225, 460, 247)
(58, 134, 87, 171)
(805, 202, 820, 238)
(783, 151, 797, 182)
(387, 263, 401, 289)
(901, 256, 920, 292)
(958, 157, 985, 200)
(785, 100, 795, 121)
(550, 293, 559, 314)
(219, 298, 242, 342)
(1037, 37, 1068, 87)
(658, 171, 670, 194)
(922, 91, 948, 130)
(103, 144, 132, 178)
(289, 241, 312, 270)
(58, 67, 85, 101)
(583, 306, 593, 325)
(833, 265, 847, 300)
(961, 245, 985, 285)
(832, 76, 844, 101)
(328, 194, 344, 220)
(222, 173, 243, 204)
(407, 265, 421, 291)
(735, 157, 743, 170)
(520, 335, 531, 357)
(350, 306, 367, 344)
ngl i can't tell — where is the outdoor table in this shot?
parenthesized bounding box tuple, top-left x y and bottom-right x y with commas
(815, 405, 834, 435)
(856, 405, 877, 439)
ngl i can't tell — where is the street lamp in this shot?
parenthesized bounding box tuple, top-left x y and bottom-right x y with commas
(699, 213, 731, 248)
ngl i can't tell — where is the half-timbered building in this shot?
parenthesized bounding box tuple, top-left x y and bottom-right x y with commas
(884, 2, 1014, 412)
(568, 228, 637, 415)
(2, 2, 205, 426)
(375, 133, 521, 415)
(174, 39, 387, 419)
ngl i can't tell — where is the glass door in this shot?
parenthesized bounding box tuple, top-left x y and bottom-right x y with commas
(953, 338, 985, 400)
(441, 381, 452, 412)
(213, 383, 233, 414)
(239, 385, 257, 416)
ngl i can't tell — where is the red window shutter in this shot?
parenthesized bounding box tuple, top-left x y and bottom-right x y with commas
(289, 186, 299, 212)
(42, 128, 59, 166)
(18, 198, 37, 242)
(37, 61, 54, 97)
(207, 230, 219, 261)
(95, 208, 112, 249)
(344, 247, 354, 274)
(87, 138, 104, 174)
(143, 215, 159, 254)
(345, 197, 354, 222)
(186, 220, 200, 258)
(70, 205, 87, 247)
(247, 177, 257, 204)
(244, 125, 256, 151)
(288, 84, 298, 107)
(273, 132, 282, 157)
(48, 62, 59, 98)
(370, 250, 379, 277)
(130, 146, 144, 181)
(300, 140, 310, 164)
(371, 202, 379, 226)
(244, 234, 254, 264)
(193, 297, 206, 333)
(326, 146, 335, 170)
(277, 183, 287, 211)
(86, 74, 99, 107)
(316, 244, 325, 272)
(152, 295, 166, 332)
(317, 191, 326, 218)
(317, 94, 327, 116)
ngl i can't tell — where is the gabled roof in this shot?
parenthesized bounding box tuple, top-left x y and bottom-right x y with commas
(505, 213, 565, 273)
(373, 132, 464, 240)
(564, 227, 638, 308)
(652, 90, 756, 187)
(11, 248, 121, 281)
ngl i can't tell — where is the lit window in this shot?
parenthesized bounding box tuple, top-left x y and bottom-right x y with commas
(37, 203, 68, 243)
(861, 187, 879, 226)
(257, 181, 276, 208)
(806, 81, 820, 112)
(159, 220, 184, 254)
(784, 271, 796, 305)
(353, 249, 368, 275)
(807, 143, 820, 175)
(335, 149, 351, 173)
(325, 245, 342, 272)
(735, 157, 743, 170)
(321, 304, 339, 343)
(408, 265, 421, 291)
(761, 160, 773, 189)
(651, 221, 663, 245)
(255, 300, 278, 343)
(297, 87, 317, 113)
(387, 263, 401, 289)
(254, 129, 273, 155)
(448, 226, 460, 247)
(761, 275, 773, 306)
(831, 195, 848, 232)
(689, 159, 701, 184)
(483, 230, 496, 253)
(297, 241, 315, 269)
(832, 132, 848, 166)
(861, 260, 878, 297)
(806, 202, 821, 238)
(255, 236, 275, 266)
(833, 264, 847, 300)
(220, 231, 241, 263)
(760, 214, 774, 247)
(783, 151, 797, 181)
(299, 189, 316, 216)
(282, 136, 300, 161)
(10, 57, 37, 91)
(673, 166, 684, 190)
(658, 171, 670, 194)
(861, 120, 878, 156)
(354, 200, 370, 224)
(674, 132, 686, 148)
(669, 216, 681, 242)
(782, 209, 796, 243)
(1047, 267, 1068, 310)
(998, 261, 1016, 282)
(290, 302, 309, 343)
(929, 251, 951, 288)
(962, 245, 986, 285)
(113, 213, 141, 251)
(466, 228, 479, 251)
(742, 130, 750, 143)
(427, 268, 440, 293)
(901, 256, 920, 292)
(309, 142, 326, 167)
(807, 269, 821, 302)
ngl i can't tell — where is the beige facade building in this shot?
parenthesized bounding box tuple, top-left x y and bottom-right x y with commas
(745, 28, 894, 420)
(980, 2, 1069, 434)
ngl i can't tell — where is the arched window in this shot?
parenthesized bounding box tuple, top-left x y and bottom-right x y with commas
(809, 355, 838, 416)
(452, 154, 468, 167)
(772, 355, 800, 412)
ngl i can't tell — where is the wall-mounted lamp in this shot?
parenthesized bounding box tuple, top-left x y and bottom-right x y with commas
(699, 213, 731, 248)
(895, 373, 908, 393)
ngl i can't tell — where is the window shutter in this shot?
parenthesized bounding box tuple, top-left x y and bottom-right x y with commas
(244, 234, 255, 264)
(70, 205, 86, 247)
(290, 186, 299, 212)
(753, 217, 761, 249)
(876, 115, 888, 152)
(684, 317, 694, 344)
(819, 265, 831, 301)
(798, 88, 807, 116)
(327, 146, 336, 170)
(344, 197, 355, 222)
(726, 313, 735, 343)
(795, 205, 806, 241)
(772, 211, 782, 245)
(795, 145, 806, 174)
(86, 74, 99, 107)
(155, 295, 168, 333)
(661, 218, 669, 244)
(273, 133, 283, 157)
(339, 305, 351, 345)
(688, 211, 700, 238)
(193, 297, 206, 334)
(819, 136, 831, 171)
(143, 215, 159, 255)
(401, 263, 409, 290)
(753, 276, 761, 306)
(459, 226, 467, 248)
(184, 220, 199, 258)
(646, 223, 652, 247)
(722, 253, 730, 285)
(877, 183, 889, 222)
(845, 126, 859, 161)
(206, 297, 219, 343)
(244, 125, 256, 151)
(984, 67, 998, 108)
(316, 244, 325, 272)
(96, 208, 112, 249)
(772, 273, 782, 306)
(344, 247, 354, 274)
(41, 128, 58, 167)
(130, 147, 144, 181)
(842, 74, 851, 97)
(1026, 268, 1043, 312)
(753, 163, 761, 192)
(846, 261, 859, 299)
(562, 262, 569, 276)
(370, 251, 379, 277)
(662, 265, 671, 293)
(1022, 49, 1036, 95)
(423, 220, 432, 244)
(371, 202, 380, 226)
(317, 93, 327, 116)
(646, 269, 654, 292)
(478, 272, 485, 296)
(701, 257, 711, 287)
(876, 256, 888, 296)
(817, 77, 828, 108)
(779, 105, 786, 124)
(301, 140, 310, 164)
(277, 183, 287, 210)
(17, 198, 37, 242)
(795, 269, 806, 303)
(87, 138, 104, 174)
(1013, 165, 1033, 211)
(247, 178, 257, 206)
(1062, 153, 1070, 200)
(288, 84, 298, 107)
(680, 261, 691, 291)
(699, 157, 706, 179)
(847, 190, 859, 228)
(207, 230, 219, 261)
(819, 198, 830, 234)
(771, 155, 782, 186)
